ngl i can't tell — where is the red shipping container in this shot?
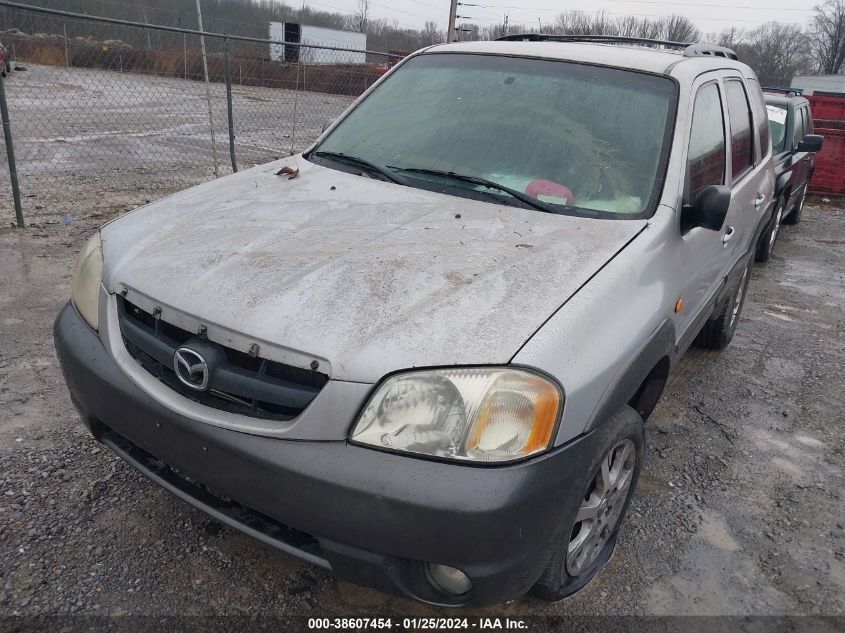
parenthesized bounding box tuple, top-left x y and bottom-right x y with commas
(807, 95, 845, 120)
(804, 94, 845, 196)
(808, 127, 845, 196)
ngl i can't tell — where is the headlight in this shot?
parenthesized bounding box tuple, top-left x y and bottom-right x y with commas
(71, 232, 103, 330)
(351, 368, 561, 463)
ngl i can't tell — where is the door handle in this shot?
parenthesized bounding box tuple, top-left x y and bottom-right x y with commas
(754, 194, 766, 207)
(722, 225, 735, 245)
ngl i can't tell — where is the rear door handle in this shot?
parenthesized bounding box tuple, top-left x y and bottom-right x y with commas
(754, 194, 766, 207)
(722, 225, 735, 245)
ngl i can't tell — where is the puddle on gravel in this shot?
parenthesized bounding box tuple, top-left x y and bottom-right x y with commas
(646, 529, 797, 615)
(698, 511, 740, 552)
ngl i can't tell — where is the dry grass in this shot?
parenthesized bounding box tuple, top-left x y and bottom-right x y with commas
(4, 34, 377, 97)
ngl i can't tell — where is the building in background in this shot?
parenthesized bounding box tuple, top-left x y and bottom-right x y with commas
(269, 22, 367, 64)
(791, 75, 845, 97)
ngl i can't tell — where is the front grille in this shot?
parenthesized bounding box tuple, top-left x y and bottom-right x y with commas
(117, 297, 328, 421)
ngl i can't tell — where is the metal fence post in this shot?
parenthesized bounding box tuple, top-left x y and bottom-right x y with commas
(63, 23, 70, 67)
(223, 36, 237, 173)
(195, 0, 220, 178)
(290, 60, 301, 156)
(0, 74, 24, 228)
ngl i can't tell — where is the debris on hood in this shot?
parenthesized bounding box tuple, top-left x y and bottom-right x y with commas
(276, 165, 300, 179)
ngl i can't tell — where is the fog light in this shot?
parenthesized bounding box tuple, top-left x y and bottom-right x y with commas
(427, 563, 472, 595)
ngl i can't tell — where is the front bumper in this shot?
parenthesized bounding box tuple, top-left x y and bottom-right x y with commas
(54, 302, 600, 606)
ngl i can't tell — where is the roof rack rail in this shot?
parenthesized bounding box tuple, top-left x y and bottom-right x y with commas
(763, 86, 803, 96)
(495, 33, 690, 49)
(682, 43, 738, 60)
(494, 34, 740, 61)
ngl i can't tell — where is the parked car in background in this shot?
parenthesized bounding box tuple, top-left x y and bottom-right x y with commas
(757, 92, 824, 261)
(55, 36, 775, 606)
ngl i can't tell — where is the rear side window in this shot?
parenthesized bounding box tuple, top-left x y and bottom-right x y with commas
(725, 80, 754, 180)
(793, 107, 806, 148)
(745, 78, 770, 157)
(686, 82, 726, 202)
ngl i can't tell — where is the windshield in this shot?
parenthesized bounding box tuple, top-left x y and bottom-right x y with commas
(766, 104, 788, 152)
(311, 53, 677, 218)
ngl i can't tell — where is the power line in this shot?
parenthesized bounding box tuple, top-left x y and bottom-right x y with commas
(304, 0, 432, 29)
(483, 1, 813, 13)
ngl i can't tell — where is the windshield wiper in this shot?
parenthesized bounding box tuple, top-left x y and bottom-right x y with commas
(387, 167, 562, 215)
(310, 151, 409, 186)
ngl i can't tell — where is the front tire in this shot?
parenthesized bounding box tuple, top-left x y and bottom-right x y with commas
(532, 406, 644, 601)
(755, 198, 784, 262)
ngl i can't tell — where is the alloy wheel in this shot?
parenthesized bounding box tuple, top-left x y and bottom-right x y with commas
(566, 439, 636, 576)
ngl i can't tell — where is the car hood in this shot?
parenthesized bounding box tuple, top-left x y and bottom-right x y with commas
(101, 158, 648, 382)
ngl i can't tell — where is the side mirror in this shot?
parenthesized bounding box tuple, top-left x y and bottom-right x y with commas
(681, 184, 731, 233)
(797, 133, 823, 153)
(321, 118, 336, 133)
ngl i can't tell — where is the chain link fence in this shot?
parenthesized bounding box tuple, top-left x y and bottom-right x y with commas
(0, 2, 400, 226)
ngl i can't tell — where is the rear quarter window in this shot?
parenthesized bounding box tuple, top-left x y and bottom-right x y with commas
(745, 78, 770, 157)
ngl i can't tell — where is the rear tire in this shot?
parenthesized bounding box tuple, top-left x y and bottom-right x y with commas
(532, 405, 644, 602)
(755, 198, 784, 263)
(783, 186, 806, 225)
(696, 257, 752, 350)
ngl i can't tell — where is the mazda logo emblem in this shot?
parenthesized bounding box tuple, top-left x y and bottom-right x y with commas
(173, 347, 209, 391)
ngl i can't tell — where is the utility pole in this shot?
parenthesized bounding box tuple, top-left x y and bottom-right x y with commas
(447, 0, 458, 43)
(195, 0, 220, 177)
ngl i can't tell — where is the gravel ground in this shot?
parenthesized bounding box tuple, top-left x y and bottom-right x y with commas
(0, 201, 844, 629)
(0, 63, 356, 226)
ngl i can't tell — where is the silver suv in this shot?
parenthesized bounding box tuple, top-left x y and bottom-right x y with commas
(55, 35, 775, 606)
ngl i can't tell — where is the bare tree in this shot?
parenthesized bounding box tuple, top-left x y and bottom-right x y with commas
(420, 21, 443, 46)
(616, 16, 662, 40)
(659, 15, 700, 43)
(741, 22, 812, 85)
(809, 0, 845, 73)
(550, 11, 698, 44)
(715, 26, 745, 49)
(555, 10, 617, 36)
(354, 0, 369, 33)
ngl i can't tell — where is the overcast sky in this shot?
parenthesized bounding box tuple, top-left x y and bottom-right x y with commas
(300, 0, 820, 36)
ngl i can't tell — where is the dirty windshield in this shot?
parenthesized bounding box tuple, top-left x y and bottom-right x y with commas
(312, 53, 676, 218)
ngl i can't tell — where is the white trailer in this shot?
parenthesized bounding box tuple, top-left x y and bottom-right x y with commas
(269, 22, 367, 65)
(791, 74, 845, 96)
